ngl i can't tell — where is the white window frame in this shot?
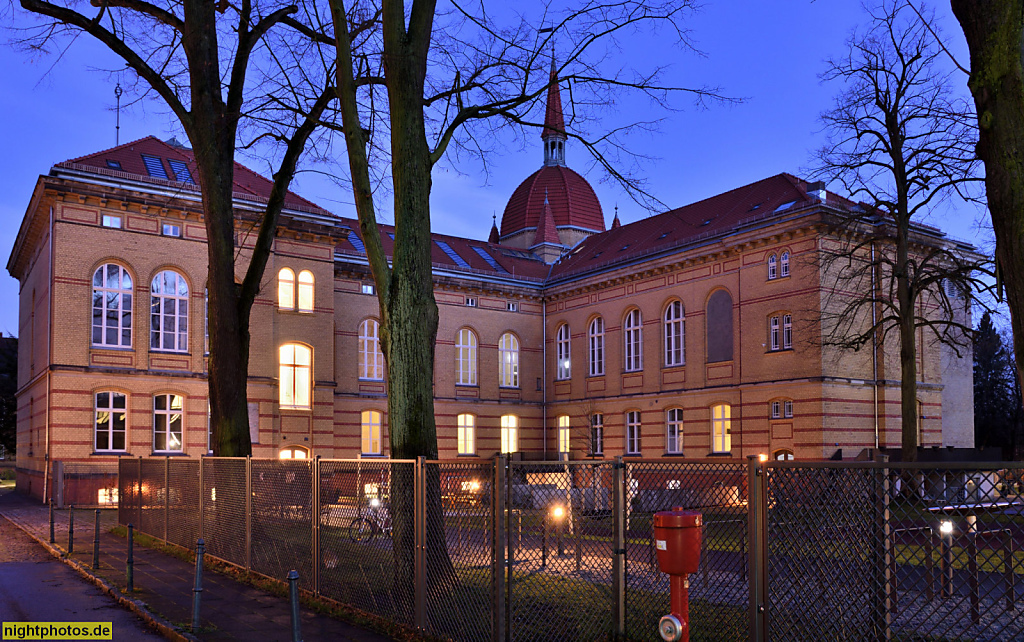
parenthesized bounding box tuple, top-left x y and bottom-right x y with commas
(102, 215, 122, 229)
(664, 301, 685, 367)
(498, 333, 520, 388)
(278, 268, 295, 310)
(500, 415, 518, 453)
(625, 410, 641, 455)
(771, 401, 781, 419)
(666, 408, 683, 454)
(780, 251, 790, 277)
(153, 393, 184, 453)
(507, 301, 518, 312)
(711, 404, 731, 453)
(359, 319, 384, 381)
(784, 400, 794, 418)
(465, 297, 477, 307)
(95, 391, 127, 452)
(783, 314, 792, 349)
(361, 410, 382, 455)
(361, 283, 375, 295)
(297, 270, 315, 312)
(588, 317, 605, 377)
(590, 413, 604, 455)
(767, 254, 777, 280)
(769, 316, 780, 351)
(456, 328, 478, 386)
(150, 270, 189, 352)
(556, 324, 571, 380)
(457, 413, 475, 455)
(557, 415, 570, 454)
(162, 222, 181, 237)
(624, 309, 643, 372)
(92, 264, 133, 348)
(279, 343, 312, 409)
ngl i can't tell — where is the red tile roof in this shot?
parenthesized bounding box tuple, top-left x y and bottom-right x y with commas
(500, 165, 605, 238)
(533, 193, 561, 245)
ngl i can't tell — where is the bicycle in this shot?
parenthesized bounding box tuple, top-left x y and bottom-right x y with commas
(348, 496, 392, 542)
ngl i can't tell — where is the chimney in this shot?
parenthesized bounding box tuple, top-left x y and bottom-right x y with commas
(807, 181, 827, 202)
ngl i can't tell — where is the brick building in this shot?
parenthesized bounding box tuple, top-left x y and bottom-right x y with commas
(8, 74, 973, 502)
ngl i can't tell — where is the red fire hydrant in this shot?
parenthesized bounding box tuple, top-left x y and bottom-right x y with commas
(652, 508, 702, 642)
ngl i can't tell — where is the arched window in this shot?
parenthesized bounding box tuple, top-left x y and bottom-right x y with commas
(280, 445, 309, 459)
(624, 309, 643, 372)
(769, 313, 793, 351)
(711, 404, 731, 453)
(457, 413, 475, 455)
(92, 264, 133, 347)
(557, 415, 570, 454)
(625, 410, 641, 455)
(780, 251, 790, 277)
(153, 393, 184, 452)
(666, 408, 683, 454)
(297, 270, 315, 312)
(770, 399, 794, 419)
(707, 290, 733, 363)
(499, 333, 520, 388)
(664, 301, 684, 367)
(94, 391, 127, 452)
(151, 270, 189, 352)
(500, 415, 518, 453)
(456, 328, 478, 386)
(588, 317, 605, 376)
(359, 319, 384, 381)
(589, 414, 604, 456)
(767, 254, 778, 280)
(769, 315, 781, 351)
(774, 449, 794, 461)
(279, 343, 312, 408)
(784, 314, 792, 349)
(361, 410, 382, 455)
(278, 268, 295, 310)
(556, 324, 571, 380)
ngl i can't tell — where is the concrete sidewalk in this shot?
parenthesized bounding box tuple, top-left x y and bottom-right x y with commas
(0, 489, 394, 642)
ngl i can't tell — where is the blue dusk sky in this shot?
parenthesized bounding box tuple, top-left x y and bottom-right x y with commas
(0, 1, 990, 338)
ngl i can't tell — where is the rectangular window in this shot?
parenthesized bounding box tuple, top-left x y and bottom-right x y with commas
(625, 411, 641, 455)
(558, 415, 570, 454)
(361, 284, 375, 295)
(153, 393, 183, 452)
(361, 410, 382, 455)
(556, 325, 571, 380)
(457, 414, 475, 455)
(784, 400, 793, 418)
(666, 408, 683, 454)
(712, 404, 731, 453)
(507, 301, 518, 312)
(162, 223, 181, 237)
(501, 415, 518, 453)
(590, 414, 604, 455)
(141, 154, 169, 179)
(465, 297, 477, 307)
(771, 401, 781, 419)
(769, 316, 780, 351)
(105, 159, 122, 170)
(102, 215, 122, 229)
(783, 314, 792, 349)
(95, 392, 127, 452)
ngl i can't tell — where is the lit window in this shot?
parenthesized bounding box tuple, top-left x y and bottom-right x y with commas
(664, 301, 685, 367)
(769, 316, 780, 351)
(359, 319, 384, 381)
(153, 393, 184, 452)
(458, 413, 475, 455)
(624, 309, 643, 372)
(558, 415, 570, 454)
(589, 414, 604, 455)
(297, 270, 314, 312)
(625, 411, 641, 455)
(95, 391, 126, 452)
(783, 314, 792, 349)
(456, 328, 478, 386)
(589, 317, 605, 376)
(280, 446, 309, 459)
(279, 344, 312, 408)
(711, 404, 731, 453)
(666, 408, 683, 454)
(150, 270, 189, 352)
(780, 251, 790, 277)
(92, 264, 133, 348)
(556, 324, 571, 380)
(500, 415, 518, 453)
(767, 254, 777, 280)
(499, 333, 520, 388)
(361, 410, 382, 455)
(278, 268, 295, 310)
(162, 223, 181, 237)
(102, 215, 122, 229)
(362, 284, 375, 295)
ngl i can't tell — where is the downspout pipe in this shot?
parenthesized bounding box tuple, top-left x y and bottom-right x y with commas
(871, 242, 879, 450)
(44, 205, 54, 504)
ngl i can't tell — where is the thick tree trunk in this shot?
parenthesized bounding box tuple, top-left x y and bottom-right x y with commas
(952, 0, 1024, 386)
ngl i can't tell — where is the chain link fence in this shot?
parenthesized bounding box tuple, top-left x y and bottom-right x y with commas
(118, 456, 1024, 642)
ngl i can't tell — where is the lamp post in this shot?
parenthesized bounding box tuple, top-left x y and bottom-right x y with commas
(552, 505, 565, 556)
(939, 520, 954, 598)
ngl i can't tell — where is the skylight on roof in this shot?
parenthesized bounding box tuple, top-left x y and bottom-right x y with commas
(105, 160, 122, 170)
(167, 159, 194, 184)
(346, 230, 366, 254)
(387, 232, 395, 240)
(774, 200, 797, 213)
(620, 244, 630, 251)
(141, 154, 169, 179)
(436, 240, 471, 268)
(471, 246, 508, 273)
(658, 232, 670, 239)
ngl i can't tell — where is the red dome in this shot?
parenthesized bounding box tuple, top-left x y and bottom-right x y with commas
(500, 165, 605, 239)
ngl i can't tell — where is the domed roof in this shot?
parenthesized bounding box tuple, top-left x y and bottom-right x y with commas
(500, 165, 605, 238)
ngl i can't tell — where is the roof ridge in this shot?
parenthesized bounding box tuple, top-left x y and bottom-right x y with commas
(62, 135, 169, 166)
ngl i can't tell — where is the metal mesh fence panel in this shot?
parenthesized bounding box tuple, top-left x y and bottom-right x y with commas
(60, 462, 120, 508)
(202, 457, 247, 568)
(317, 459, 416, 626)
(626, 460, 749, 642)
(765, 462, 1024, 642)
(423, 460, 494, 642)
(139, 459, 166, 539)
(250, 459, 314, 589)
(118, 459, 138, 526)
(506, 460, 616, 642)
(166, 459, 200, 550)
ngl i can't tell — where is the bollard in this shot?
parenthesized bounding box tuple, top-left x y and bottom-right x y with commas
(49, 500, 55, 544)
(541, 515, 548, 568)
(1006, 531, 1016, 610)
(192, 538, 205, 633)
(288, 570, 303, 642)
(575, 513, 582, 572)
(557, 517, 564, 557)
(68, 506, 75, 556)
(126, 524, 134, 592)
(967, 518, 980, 625)
(940, 522, 954, 599)
(92, 509, 101, 569)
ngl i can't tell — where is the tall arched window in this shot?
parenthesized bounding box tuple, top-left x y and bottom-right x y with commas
(706, 290, 733, 363)
(557, 415, 570, 454)
(361, 410, 382, 455)
(767, 254, 778, 280)
(666, 407, 683, 454)
(588, 317, 605, 376)
(624, 309, 643, 372)
(556, 324, 571, 380)
(278, 268, 295, 310)
(498, 333, 520, 388)
(500, 415, 518, 453)
(780, 251, 790, 277)
(359, 319, 384, 381)
(664, 300, 684, 367)
(625, 410, 641, 455)
(150, 270, 189, 352)
(153, 393, 183, 452)
(457, 413, 475, 455)
(93, 264, 133, 347)
(711, 404, 731, 453)
(297, 270, 315, 312)
(456, 328, 478, 386)
(279, 343, 312, 408)
(95, 391, 127, 452)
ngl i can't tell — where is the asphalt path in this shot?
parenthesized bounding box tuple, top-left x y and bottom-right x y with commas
(0, 515, 165, 641)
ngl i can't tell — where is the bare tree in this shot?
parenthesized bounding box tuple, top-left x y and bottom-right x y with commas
(814, 1, 989, 460)
(16, 0, 334, 455)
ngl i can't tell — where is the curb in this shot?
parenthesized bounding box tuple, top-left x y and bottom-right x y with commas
(2, 513, 200, 642)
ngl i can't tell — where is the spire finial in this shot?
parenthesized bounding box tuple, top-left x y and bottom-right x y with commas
(114, 82, 123, 146)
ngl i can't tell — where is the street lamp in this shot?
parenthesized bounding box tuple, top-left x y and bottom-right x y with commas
(552, 504, 566, 556)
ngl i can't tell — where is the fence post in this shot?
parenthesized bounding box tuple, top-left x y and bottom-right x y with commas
(312, 456, 319, 597)
(492, 455, 506, 642)
(872, 454, 893, 641)
(198, 456, 204, 542)
(967, 516, 980, 625)
(1006, 531, 1016, 611)
(126, 524, 134, 591)
(414, 456, 427, 631)
(747, 455, 767, 642)
(68, 505, 75, 556)
(49, 500, 55, 543)
(192, 538, 205, 633)
(288, 570, 303, 642)
(163, 456, 170, 543)
(92, 509, 101, 569)
(136, 457, 142, 531)
(245, 456, 252, 573)
(611, 456, 626, 640)
(54, 461, 64, 509)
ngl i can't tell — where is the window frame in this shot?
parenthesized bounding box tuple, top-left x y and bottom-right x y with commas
(358, 319, 384, 381)
(711, 403, 731, 454)
(767, 253, 777, 280)
(457, 413, 476, 455)
(278, 268, 296, 310)
(498, 332, 520, 388)
(625, 410, 641, 455)
(664, 300, 685, 367)
(500, 414, 518, 453)
(666, 407, 683, 454)
(297, 270, 315, 312)
(94, 391, 127, 453)
(102, 215, 122, 229)
(556, 323, 571, 380)
(783, 314, 792, 349)
(456, 328, 478, 386)
(150, 270, 189, 353)
(153, 393, 184, 453)
(279, 343, 313, 409)
(780, 251, 790, 277)
(769, 315, 780, 351)
(588, 317, 605, 377)
(361, 409, 383, 455)
(92, 263, 133, 349)
(161, 222, 181, 237)
(590, 413, 604, 456)
(557, 414, 570, 454)
(624, 309, 643, 372)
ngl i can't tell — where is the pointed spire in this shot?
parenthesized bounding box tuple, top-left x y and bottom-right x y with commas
(488, 213, 500, 244)
(534, 190, 561, 245)
(541, 58, 566, 167)
(611, 204, 621, 229)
